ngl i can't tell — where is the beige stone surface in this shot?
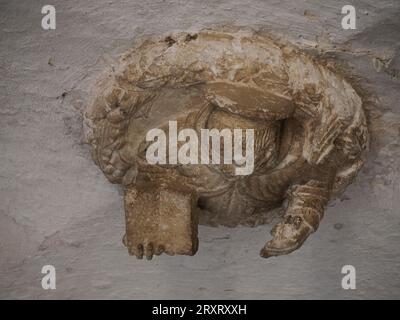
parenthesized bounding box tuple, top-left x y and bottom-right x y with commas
(0, 0, 399, 299)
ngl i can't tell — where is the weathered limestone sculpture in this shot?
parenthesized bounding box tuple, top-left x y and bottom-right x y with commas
(84, 29, 368, 259)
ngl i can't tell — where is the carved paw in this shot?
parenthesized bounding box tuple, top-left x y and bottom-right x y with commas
(123, 234, 165, 260)
(260, 215, 312, 258)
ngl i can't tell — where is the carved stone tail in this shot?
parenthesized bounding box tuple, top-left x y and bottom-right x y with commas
(286, 180, 329, 232)
(260, 180, 329, 258)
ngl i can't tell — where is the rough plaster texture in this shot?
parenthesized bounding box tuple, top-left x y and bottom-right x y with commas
(0, 0, 399, 299)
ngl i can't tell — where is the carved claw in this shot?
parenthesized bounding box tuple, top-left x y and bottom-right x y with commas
(260, 215, 312, 258)
(136, 244, 144, 259)
(144, 243, 153, 260)
(124, 233, 163, 260)
(125, 240, 162, 260)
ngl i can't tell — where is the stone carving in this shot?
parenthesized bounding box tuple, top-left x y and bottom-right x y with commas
(84, 29, 368, 259)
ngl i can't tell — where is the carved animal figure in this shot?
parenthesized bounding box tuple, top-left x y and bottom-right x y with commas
(84, 29, 368, 259)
